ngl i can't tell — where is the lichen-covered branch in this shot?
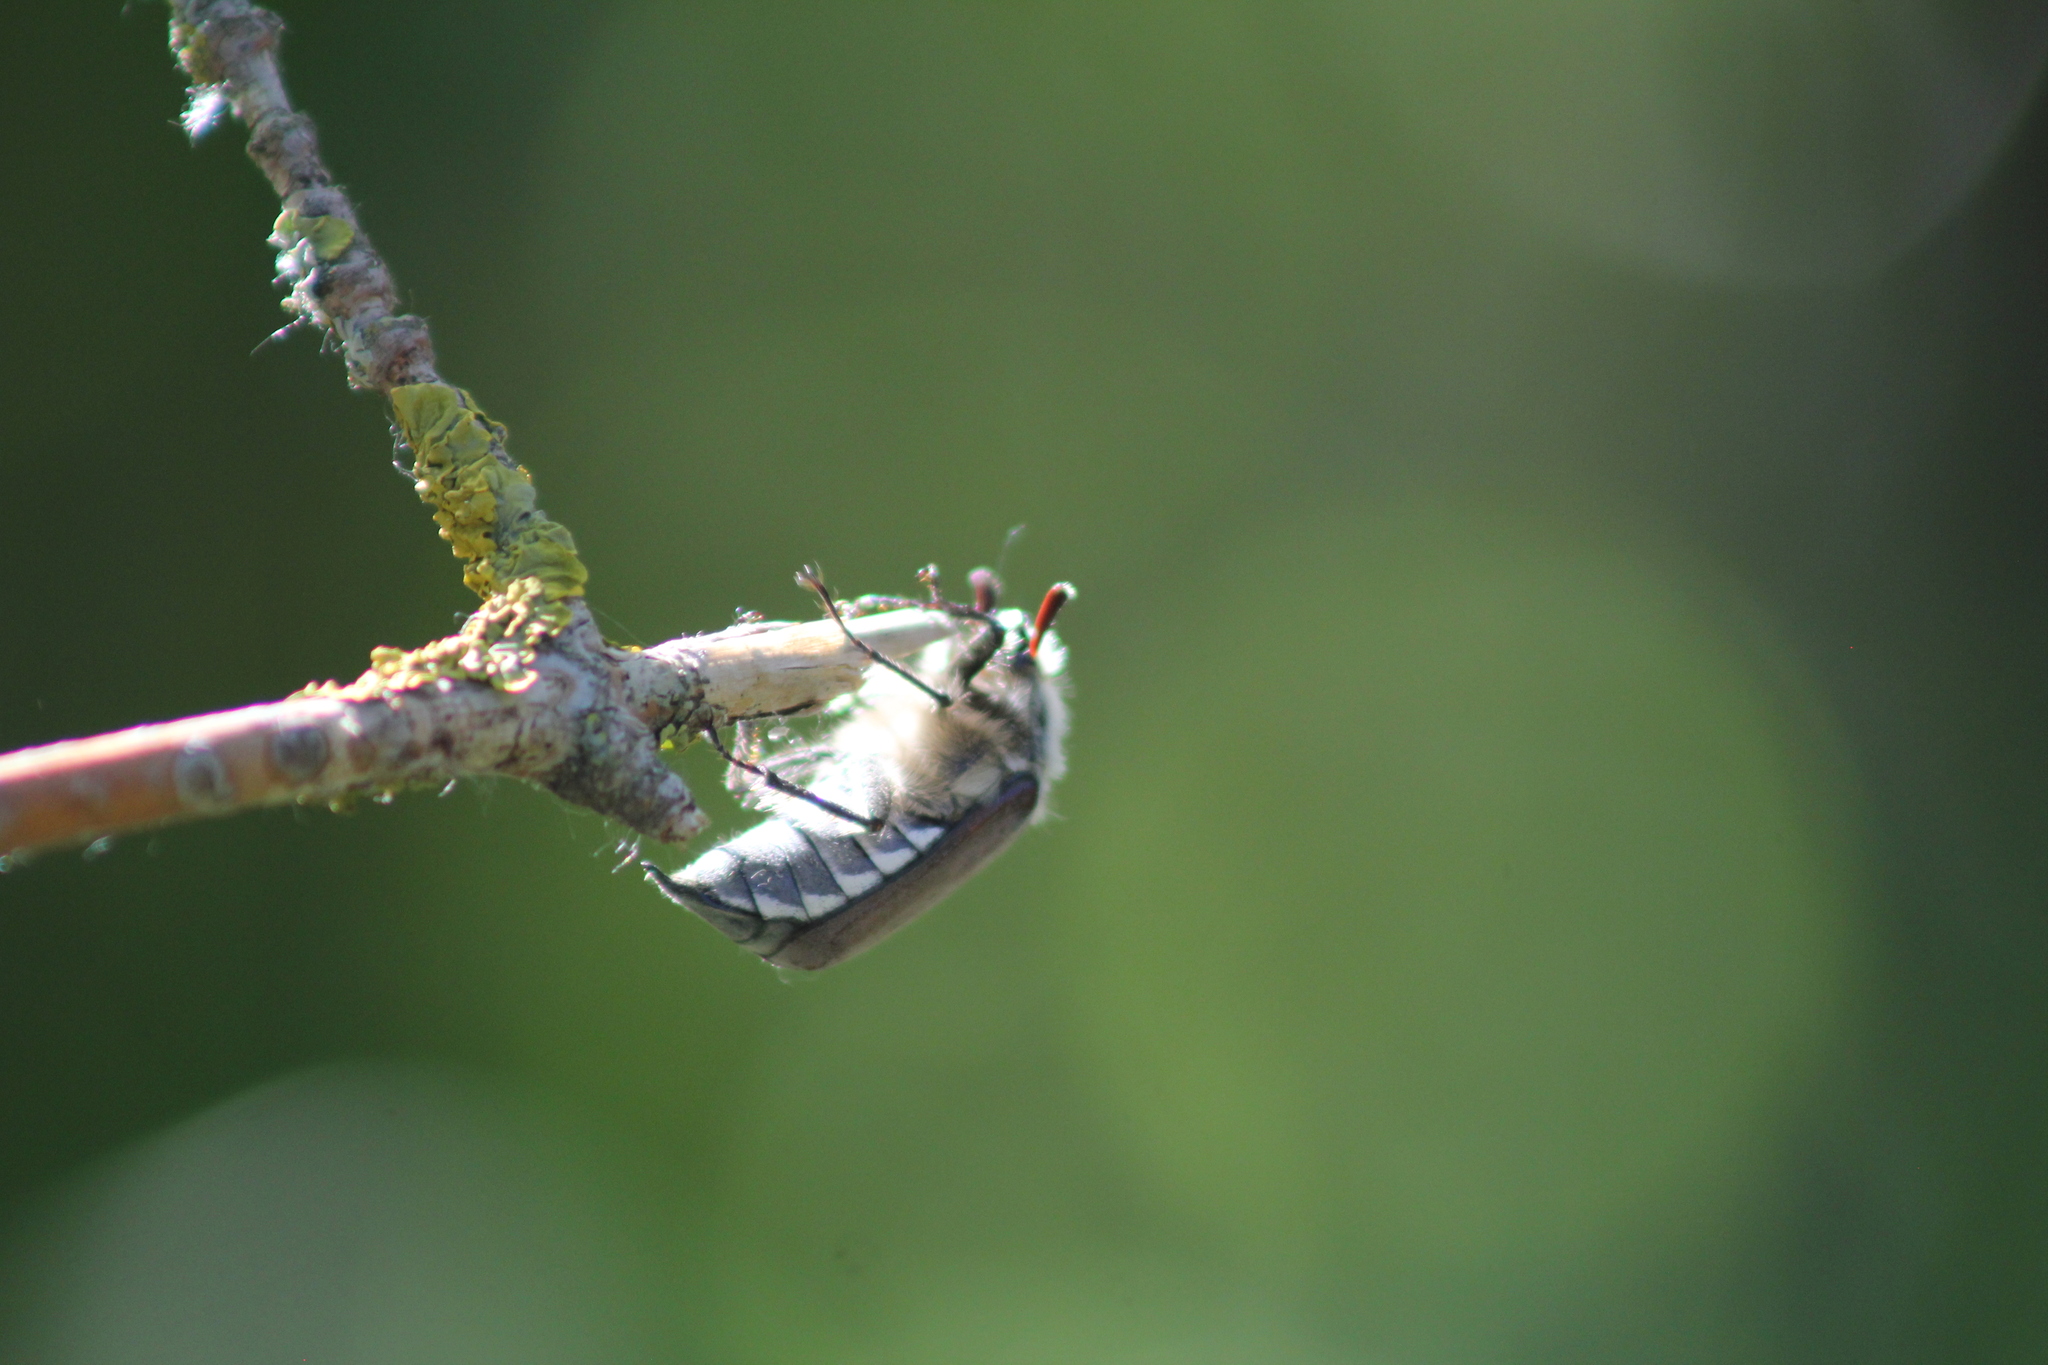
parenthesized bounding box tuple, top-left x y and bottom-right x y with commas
(0, 0, 948, 864)
(173, 0, 429, 392)
(173, 0, 585, 643)
(0, 611, 956, 862)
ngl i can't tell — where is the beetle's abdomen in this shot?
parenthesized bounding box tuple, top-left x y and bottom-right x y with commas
(644, 774, 1040, 969)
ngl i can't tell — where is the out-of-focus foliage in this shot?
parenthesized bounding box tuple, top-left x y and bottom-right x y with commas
(3, 1, 2048, 1360)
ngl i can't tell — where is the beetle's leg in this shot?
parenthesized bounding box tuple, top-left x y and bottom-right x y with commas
(797, 567, 956, 709)
(848, 592, 991, 628)
(723, 720, 763, 799)
(701, 726, 883, 832)
(952, 619, 1006, 690)
(854, 579, 1003, 690)
(843, 593, 924, 617)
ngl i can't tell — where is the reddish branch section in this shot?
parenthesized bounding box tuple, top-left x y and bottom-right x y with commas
(0, 665, 592, 862)
(0, 702, 368, 859)
(0, 613, 683, 861)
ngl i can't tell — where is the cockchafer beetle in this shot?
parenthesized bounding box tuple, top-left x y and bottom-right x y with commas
(643, 570, 1072, 970)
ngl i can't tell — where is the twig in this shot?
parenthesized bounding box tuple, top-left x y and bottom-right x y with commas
(173, 0, 431, 394)
(0, 2, 962, 863)
(172, 0, 582, 612)
(0, 611, 956, 863)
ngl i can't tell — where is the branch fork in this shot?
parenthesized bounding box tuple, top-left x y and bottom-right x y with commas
(0, 0, 952, 863)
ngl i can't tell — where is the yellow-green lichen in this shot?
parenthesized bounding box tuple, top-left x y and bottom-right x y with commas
(294, 578, 563, 700)
(170, 20, 220, 83)
(389, 382, 588, 606)
(272, 210, 355, 262)
(289, 387, 589, 701)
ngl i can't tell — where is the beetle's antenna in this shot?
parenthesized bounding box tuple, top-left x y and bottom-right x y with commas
(700, 726, 882, 832)
(798, 567, 956, 709)
(1028, 583, 1075, 658)
(970, 567, 1001, 614)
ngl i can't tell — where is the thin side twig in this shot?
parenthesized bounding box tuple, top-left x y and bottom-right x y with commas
(174, 0, 431, 392)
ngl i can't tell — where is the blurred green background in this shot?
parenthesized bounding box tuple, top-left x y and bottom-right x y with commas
(6, 1, 2048, 1359)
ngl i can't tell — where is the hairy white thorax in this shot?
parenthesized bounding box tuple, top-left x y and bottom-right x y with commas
(799, 607, 1068, 825)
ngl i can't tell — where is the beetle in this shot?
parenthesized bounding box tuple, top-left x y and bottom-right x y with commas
(643, 571, 1073, 970)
